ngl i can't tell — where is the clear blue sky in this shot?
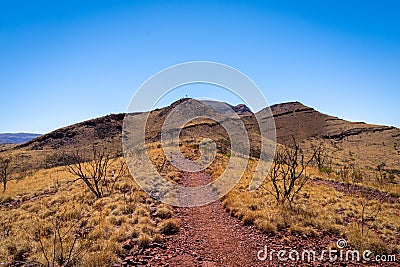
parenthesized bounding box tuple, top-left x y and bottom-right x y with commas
(1, 0, 399, 133)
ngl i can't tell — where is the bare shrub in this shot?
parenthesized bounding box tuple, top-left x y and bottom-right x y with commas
(266, 137, 316, 206)
(375, 163, 396, 191)
(0, 155, 32, 192)
(358, 200, 381, 236)
(65, 145, 127, 198)
(311, 142, 332, 174)
(23, 207, 92, 267)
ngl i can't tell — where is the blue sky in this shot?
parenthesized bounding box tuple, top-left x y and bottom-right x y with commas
(0, 0, 399, 133)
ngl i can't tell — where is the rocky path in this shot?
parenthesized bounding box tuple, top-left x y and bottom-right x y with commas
(157, 169, 271, 266)
(119, 158, 399, 266)
(312, 177, 400, 203)
(151, 156, 273, 266)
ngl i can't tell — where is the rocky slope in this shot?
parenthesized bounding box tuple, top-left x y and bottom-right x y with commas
(2, 99, 399, 172)
(259, 102, 399, 170)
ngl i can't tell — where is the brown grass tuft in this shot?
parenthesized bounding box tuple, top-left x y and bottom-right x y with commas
(159, 218, 180, 235)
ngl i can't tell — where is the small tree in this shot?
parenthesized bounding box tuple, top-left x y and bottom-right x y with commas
(266, 137, 316, 206)
(24, 206, 92, 267)
(351, 168, 364, 184)
(0, 155, 34, 193)
(65, 146, 127, 199)
(338, 165, 350, 182)
(0, 157, 20, 193)
(311, 142, 333, 174)
(0, 156, 14, 192)
(311, 142, 324, 168)
(375, 163, 395, 190)
(337, 165, 358, 194)
(358, 200, 381, 236)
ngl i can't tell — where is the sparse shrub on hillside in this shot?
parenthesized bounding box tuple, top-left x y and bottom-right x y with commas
(342, 199, 391, 254)
(345, 222, 389, 255)
(351, 168, 364, 184)
(64, 145, 128, 198)
(311, 142, 332, 174)
(0, 156, 14, 192)
(337, 165, 354, 193)
(23, 206, 92, 267)
(265, 137, 317, 206)
(338, 165, 351, 184)
(0, 155, 31, 193)
(358, 199, 381, 236)
(375, 163, 396, 191)
(319, 166, 333, 175)
(336, 165, 364, 186)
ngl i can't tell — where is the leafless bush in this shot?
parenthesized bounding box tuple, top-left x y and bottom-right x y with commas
(311, 142, 329, 170)
(0, 155, 32, 193)
(351, 168, 364, 184)
(266, 137, 316, 206)
(375, 163, 395, 191)
(65, 145, 127, 198)
(0, 156, 14, 193)
(23, 207, 92, 267)
(358, 199, 381, 236)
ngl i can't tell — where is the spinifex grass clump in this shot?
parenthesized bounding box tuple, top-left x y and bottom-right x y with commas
(0, 147, 180, 266)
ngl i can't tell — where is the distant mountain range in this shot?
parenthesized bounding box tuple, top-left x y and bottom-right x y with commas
(0, 133, 41, 144)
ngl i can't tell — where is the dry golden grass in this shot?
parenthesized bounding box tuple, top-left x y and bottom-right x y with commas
(0, 166, 69, 203)
(158, 218, 180, 235)
(120, 138, 400, 256)
(1, 130, 398, 264)
(221, 155, 400, 255)
(0, 150, 180, 266)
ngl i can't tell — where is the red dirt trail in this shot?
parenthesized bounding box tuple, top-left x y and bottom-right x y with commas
(119, 158, 399, 267)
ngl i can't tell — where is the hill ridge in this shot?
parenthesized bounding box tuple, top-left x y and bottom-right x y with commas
(2, 99, 398, 171)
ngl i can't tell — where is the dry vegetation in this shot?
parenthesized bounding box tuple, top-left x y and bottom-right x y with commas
(213, 137, 400, 258)
(1, 100, 399, 265)
(0, 146, 180, 266)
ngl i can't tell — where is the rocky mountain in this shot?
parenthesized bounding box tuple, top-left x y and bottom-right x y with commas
(2, 99, 399, 172)
(264, 102, 399, 169)
(263, 101, 396, 144)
